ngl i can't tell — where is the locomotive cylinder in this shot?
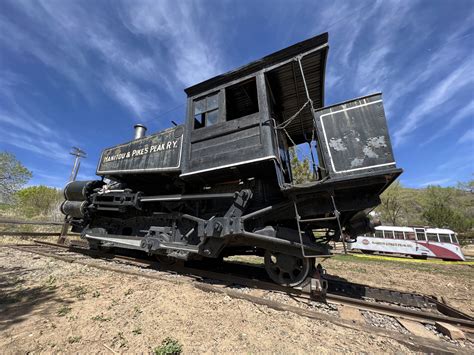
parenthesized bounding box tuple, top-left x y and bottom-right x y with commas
(60, 200, 88, 218)
(63, 180, 104, 201)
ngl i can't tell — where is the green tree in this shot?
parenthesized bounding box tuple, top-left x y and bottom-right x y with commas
(289, 148, 314, 184)
(15, 185, 63, 218)
(376, 181, 405, 225)
(422, 186, 472, 232)
(0, 152, 32, 203)
(457, 179, 474, 194)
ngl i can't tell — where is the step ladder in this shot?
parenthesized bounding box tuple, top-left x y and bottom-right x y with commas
(293, 194, 347, 257)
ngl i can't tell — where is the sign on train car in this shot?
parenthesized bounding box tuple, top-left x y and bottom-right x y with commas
(314, 93, 396, 177)
(97, 126, 184, 174)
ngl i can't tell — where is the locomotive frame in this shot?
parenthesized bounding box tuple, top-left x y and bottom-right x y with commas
(61, 32, 402, 287)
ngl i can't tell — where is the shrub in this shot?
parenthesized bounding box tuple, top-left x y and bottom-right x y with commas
(154, 337, 183, 355)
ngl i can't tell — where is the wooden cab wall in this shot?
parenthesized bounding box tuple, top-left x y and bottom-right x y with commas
(180, 73, 280, 182)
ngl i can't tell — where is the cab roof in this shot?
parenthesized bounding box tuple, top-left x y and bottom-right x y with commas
(184, 32, 329, 145)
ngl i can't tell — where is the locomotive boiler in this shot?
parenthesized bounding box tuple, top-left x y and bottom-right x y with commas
(61, 32, 402, 287)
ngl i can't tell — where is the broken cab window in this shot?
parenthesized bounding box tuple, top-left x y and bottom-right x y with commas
(194, 92, 219, 129)
(226, 77, 259, 121)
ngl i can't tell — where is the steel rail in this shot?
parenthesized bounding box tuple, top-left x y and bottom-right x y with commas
(0, 232, 81, 237)
(324, 293, 474, 331)
(0, 218, 64, 225)
(7, 241, 474, 333)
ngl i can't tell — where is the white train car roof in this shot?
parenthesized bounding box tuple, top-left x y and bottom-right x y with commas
(425, 227, 455, 234)
(374, 226, 455, 234)
(375, 226, 414, 232)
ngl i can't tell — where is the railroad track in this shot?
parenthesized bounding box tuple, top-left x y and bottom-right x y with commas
(3, 241, 473, 353)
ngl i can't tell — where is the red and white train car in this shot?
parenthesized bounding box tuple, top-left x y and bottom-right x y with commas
(348, 226, 465, 261)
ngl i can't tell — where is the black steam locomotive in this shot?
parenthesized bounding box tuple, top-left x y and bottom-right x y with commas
(61, 33, 402, 287)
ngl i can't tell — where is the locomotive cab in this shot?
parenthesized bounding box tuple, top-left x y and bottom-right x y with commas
(180, 34, 329, 187)
(180, 33, 398, 191)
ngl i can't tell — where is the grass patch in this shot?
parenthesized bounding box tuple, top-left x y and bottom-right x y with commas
(133, 305, 143, 318)
(91, 313, 111, 322)
(57, 305, 72, 316)
(132, 327, 142, 335)
(154, 337, 183, 355)
(107, 298, 119, 310)
(72, 285, 88, 299)
(67, 335, 82, 344)
(44, 275, 57, 290)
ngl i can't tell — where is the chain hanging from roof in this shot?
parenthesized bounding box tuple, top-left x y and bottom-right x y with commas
(275, 56, 319, 178)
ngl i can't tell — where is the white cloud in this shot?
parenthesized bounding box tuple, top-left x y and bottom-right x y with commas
(420, 178, 452, 187)
(393, 60, 474, 146)
(0, 70, 79, 151)
(120, 0, 223, 87)
(1, 0, 226, 119)
(422, 100, 474, 145)
(316, 0, 416, 96)
(458, 128, 474, 145)
(0, 1, 174, 117)
(105, 76, 160, 119)
(0, 130, 71, 162)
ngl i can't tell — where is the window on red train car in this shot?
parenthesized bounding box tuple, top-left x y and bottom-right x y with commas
(439, 234, 451, 243)
(375, 231, 384, 238)
(384, 231, 395, 239)
(394, 231, 404, 239)
(406, 232, 416, 240)
(427, 233, 439, 242)
(452, 234, 459, 244)
(416, 232, 426, 241)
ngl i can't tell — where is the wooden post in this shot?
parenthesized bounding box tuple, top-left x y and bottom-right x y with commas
(57, 218, 69, 245)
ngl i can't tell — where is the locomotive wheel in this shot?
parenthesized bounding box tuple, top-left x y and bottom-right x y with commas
(264, 250, 314, 287)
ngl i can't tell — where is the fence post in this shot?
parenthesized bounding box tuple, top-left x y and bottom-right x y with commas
(57, 220, 69, 245)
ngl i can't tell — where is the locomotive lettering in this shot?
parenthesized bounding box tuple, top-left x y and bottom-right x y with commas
(97, 127, 183, 174)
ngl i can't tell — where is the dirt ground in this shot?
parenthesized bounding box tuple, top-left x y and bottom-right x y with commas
(463, 244, 474, 257)
(0, 247, 417, 354)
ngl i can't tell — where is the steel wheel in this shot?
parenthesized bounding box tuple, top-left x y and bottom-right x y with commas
(264, 250, 314, 287)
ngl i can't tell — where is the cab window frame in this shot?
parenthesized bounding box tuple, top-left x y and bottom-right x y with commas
(193, 91, 220, 129)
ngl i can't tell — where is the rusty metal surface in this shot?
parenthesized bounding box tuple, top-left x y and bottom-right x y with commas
(314, 93, 396, 177)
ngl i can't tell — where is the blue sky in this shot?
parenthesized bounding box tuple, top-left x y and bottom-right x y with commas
(0, 0, 473, 189)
